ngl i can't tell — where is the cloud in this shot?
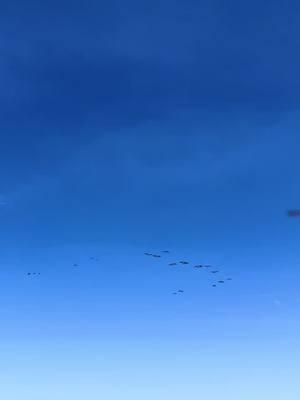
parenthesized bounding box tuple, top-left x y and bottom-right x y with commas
(0, 195, 8, 207)
(273, 299, 282, 307)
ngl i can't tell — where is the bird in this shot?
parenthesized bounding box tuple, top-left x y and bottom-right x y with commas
(27, 273, 31, 275)
(152, 254, 161, 258)
(194, 265, 203, 268)
(227, 278, 232, 281)
(169, 262, 177, 266)
(179, 261, 189, 265)
(204, 265, 211, 268)
(161, 250, 170, 253)
(287, 209, 300, 217)
(210, 270, 219, 273)
(172, 292, 177, 295)
(73, 263, 79, 267)
(212, 284, 217, 287)
(144, 253, 152, 256)
(178, 290, 184, 293)
(218, 280, 225, 283)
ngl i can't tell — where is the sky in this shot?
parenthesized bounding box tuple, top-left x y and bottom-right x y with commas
(1, 1, 300, 399)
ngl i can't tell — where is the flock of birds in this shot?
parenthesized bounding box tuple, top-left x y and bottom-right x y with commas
(26, 212, 297, 287)
(26, 250, 232, 294)
(144, 250, 232, 294)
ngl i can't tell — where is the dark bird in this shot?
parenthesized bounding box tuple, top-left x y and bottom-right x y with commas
(218, 280, 225, 283)
(152, 255, 161, 258)
(287, 209, 300, 217)
(73, 263, 79, 267)
(161, 250, 170, 253)
(227, 278, 232, 281)
(144, 253, 152, 256)
(212, 284, 217, 287)
(169, 262, 177, 266)
(172, 292, 177, 295)
(210, 270, 219, 273)
(27, 273, 31, 275)
(194, 265, 203, 268)
(204, 265, 211, 268)
(179, 261, 189, 265)
(178, 290, 184, 293)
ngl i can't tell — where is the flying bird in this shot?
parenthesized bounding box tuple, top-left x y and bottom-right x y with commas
(178, 290, 184, 293)
(179, 261, 189, 265)
(169, 262, 177, 266)
(210, 270, 219, 273)
(152, 255, 161, 258)
(287, 209, 300, 217)
(218, 280, 225, 283)
(212, 284, 217, 287)
(73, 263, 79, 267)
(194, 265, 203, 268)
(161, 250, 170, 253)
(144, 253, 152, 256)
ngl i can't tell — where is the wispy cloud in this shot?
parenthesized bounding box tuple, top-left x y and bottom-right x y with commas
(0, 195, 8, 207)
(273, 299, 282, 307)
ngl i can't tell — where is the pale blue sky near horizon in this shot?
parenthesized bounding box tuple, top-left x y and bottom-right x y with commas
(1, 1, 300, 399)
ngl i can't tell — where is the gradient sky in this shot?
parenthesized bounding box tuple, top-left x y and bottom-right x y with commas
(1, 1, 300, 399)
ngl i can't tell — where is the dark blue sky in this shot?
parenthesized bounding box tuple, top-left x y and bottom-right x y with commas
(1, 1, 300, 399)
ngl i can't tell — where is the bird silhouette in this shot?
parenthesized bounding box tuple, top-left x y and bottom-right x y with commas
(142, 248, 232, 292)
(287, 209, 300, 217)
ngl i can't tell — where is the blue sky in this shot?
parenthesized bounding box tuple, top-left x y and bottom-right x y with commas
(1, 1, 300, 399)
